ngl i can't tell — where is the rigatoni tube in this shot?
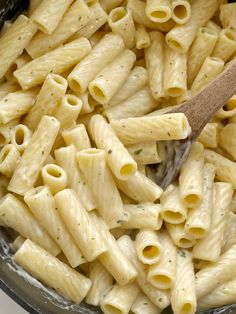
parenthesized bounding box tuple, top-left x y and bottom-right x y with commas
(89, 49, 136, 105)
(10, 124, 32, 153)
(24, 186, 85, 268)
(145, 0, 172, 23)
(171, 0, 191, 24)
(212, 28, 236, 62)
(77, 148, 126, 228)
(14, 239, 91, 304)
(62, 124, 91, 151)
(68, 33, 124, 94)
(41, 164, 67, 195)
(14, 38, 91, 90)
(0, 144, 21, 177)
(8, 116, 60, 195)
(89, 114, 137, 180)
(110, 113, 191, 145)
(54, 189, 107, 262)
(108, 7, 136, 48)
(0, 193, 60, 256)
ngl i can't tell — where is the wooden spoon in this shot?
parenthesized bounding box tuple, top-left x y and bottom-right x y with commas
(146, 59, 236, 189)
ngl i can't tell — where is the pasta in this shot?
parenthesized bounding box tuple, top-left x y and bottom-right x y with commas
(68, 33, 124, 94)
(212, 28, 236, 62)
(89, 114, 137, 180)
(76, 148, 126, 228)
(10, 124, 32, 153)
(8, 116, 60, 195)
(24, 186, 85, 267)
(197, 123, 219, 148)
(26, 0, 90, 58)
(135, 25, 151, 50)
(171, 0, 191, 25)
(165, 222, 196, 249)
(41, 164, 67, 194)
(130, 293, 159, 314)
(110, 113, 191, 145)
(0, 15, 37, 79)
(30, 0, 72, 34)
(14, 239, 91, 304)
(0, 144, 21, 177)
(108, 7, 136, 49)
(62, 124, 91, 151)
(126, 141, 161, 165)
(219, 123, 236, 160)
(220, 3, 236, 30)
(14, 38, 91, 90)
(145, 0, 172, 23)
(89, 49, 136, 105)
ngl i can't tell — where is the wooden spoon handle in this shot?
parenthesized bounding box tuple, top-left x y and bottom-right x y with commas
(170, 59, 236, 140)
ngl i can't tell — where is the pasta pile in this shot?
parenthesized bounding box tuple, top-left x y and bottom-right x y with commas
(1, 0, 236, 314)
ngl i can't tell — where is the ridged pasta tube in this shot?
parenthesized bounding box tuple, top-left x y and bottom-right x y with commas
(0, 119, 19, 148)
(171, 250, 196, 314)
(179, 142, 204, 208)
(100, 0, 123, 12)
(145, 0, 172, 23)
(105, 87, 158, 121)
(110, 113, 191, 145)
(195, 244, 236, 299)
(30, 0, 72, 34)
(187, 27, 218, 87)
(41, 164, 67, 194)
(10, 235, 25, 252)
(135, 25, 150, 50)
(144, 32, 164, 100)
(126, 141, 161, 165)
(14, 38, 91, 90)
(115, 171, 163, 203)
(96, 217, 137, 285)
(24, 186, 85, 268)
(89, 114, 137, 180)
(135, 229, 162, 265)
(0, 15, 37, 79)
(108, 7, 136, 49)
(24, 74, 68, 130)
(220, 3, 236, 30)
(62, 124, 91, 151)
(216, 95, 236, 119)
(131, 293, 159, 314)
(109, 66, 148, 107)
(86, 260, 113, 306)
(147, 230, 176, 290)
(160, 185, 187, 224)
(204, 149, 236, 188)
(101, 283, 139, 314)
(54, 189, 107, 262)
(185, 163, 215, 240)
(68, 33, 124, 94)
(0, 193, 60, 256)
(166, 223, 196, 249)
(89, 50, 136, 105)
(219, 123, 236, 160)
(191, 57, 224, 96)
(193, 182, 233, 262)
(77, 149, 126, 228)
(117, 235, 170, 310)
(0, 81, 19, 100)
(0, 144, 20, 177)
(26, 0, 90, 58)
(197, 123, 219, 148)
(14, 239, 91, 304)
(164, 43, 187, 97)
(212, 28, 236, 62)
(166, 0, 218, 53)
(10, 124, 32, 153)
(54, 145, 95, 211)
(0, 89, 38, 124)
(171, 0, 191, 25)
(54, 94, 82, 129)
(8, 116, 60, 195)
(198, 277, 236, 310)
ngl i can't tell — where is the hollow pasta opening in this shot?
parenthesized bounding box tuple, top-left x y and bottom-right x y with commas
(103, 304, 123, 314)
(188, 227, 206, 238)
(46, 165, 62, 178)
(225, 30, 236, 41)
(52, 75, 66, 86)
(167, 87, 184, 97)
(163, 210, 183, 222)
(143, 245, 160, 259)
(91, 86, 106, 102)
(179, 238, 193, 248)
(0, 133, 7, 147)
(225, 98, 236, 111)
(110, 8, 127, 23)
(151, 10, 168, 19)
(0, 147, 11, 163)
(120, 164, 134, 177)
(167, 39, 183, 52)
(69, 78, 82, 94)
(181, 303, 193, 314)
(152, 274, 171, 288)
(66, 96, 79, 107)
(15, 128, 25, 145)
(173, 5, 187, 20)
(184, 194, 200, 205)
